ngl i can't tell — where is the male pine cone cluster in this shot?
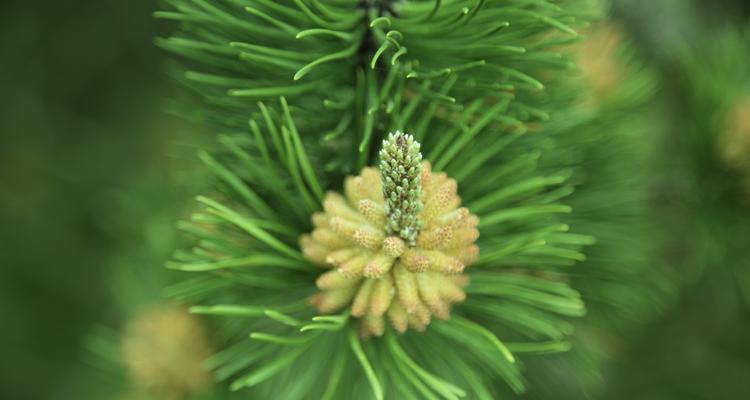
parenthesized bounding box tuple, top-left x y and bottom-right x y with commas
(300, 133, 479, 338)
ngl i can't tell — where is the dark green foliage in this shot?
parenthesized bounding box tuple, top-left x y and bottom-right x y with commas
(600, 24, 750, 400)
(155, 0, 682, 399)
(519, 22, 681, 398)
(0, 1, 180, 398)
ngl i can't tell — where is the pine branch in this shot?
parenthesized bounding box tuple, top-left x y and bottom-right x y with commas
(152, 1, 637, 398)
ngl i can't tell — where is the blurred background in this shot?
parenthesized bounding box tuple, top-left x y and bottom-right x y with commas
(1, 0, 749, 399)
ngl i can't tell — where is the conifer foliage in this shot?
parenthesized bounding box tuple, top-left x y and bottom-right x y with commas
(156, 1, 611, 398)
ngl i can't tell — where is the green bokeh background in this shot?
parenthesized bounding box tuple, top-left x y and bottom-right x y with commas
(0, 1, 191, 397)
(1, 0, 749, 399)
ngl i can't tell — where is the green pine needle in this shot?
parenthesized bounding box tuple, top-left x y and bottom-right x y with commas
(150, 0, 655, 398)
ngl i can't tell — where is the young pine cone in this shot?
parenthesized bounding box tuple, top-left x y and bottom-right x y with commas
(300, 159, 479, 338)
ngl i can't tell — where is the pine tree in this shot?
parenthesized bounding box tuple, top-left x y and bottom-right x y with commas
(152, 0, 669, 398)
